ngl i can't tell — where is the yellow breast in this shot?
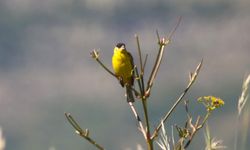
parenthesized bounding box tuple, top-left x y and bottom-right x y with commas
(112, 48, 133, 84)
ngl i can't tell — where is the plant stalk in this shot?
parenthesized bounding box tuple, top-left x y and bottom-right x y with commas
(142, 98, 154, 150)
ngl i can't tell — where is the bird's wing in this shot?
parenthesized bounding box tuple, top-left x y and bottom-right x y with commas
(127, 51, 134, 85)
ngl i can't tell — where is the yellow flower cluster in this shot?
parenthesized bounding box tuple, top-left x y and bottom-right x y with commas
(198, 96, 224, 112)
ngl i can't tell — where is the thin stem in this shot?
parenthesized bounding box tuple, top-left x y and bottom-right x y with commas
(156, 30, 160, 42)
(146, 40, 168, 96)
(65, 113, 83, 132)
(65, 113, 105, 150)
(199, 112, 210, 129)
(146, 17, 181, 96)
(77, 132, 105, 150)
(97, 59, 116, 77)
(184, 113, 210, 149)
(134, 64, 153, 149)
(142, 54, 148, 75)
(135, 35, 146, 95)
(90, 50, 116, 78)
(140, 74, 146, 96)
(135, 66, 143, 95)
(167, 16, 182, 40)
(135, 34, 143, 73)
(142, 98, 154, 150)
(128, 102, 147, 139)
(151, 60, 203, 140)
(134, 63, 152, 148)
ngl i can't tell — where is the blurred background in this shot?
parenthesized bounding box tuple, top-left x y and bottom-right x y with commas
(0, 0, 249, 149)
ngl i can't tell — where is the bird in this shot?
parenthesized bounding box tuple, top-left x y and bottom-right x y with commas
(112, 43, 135, 102)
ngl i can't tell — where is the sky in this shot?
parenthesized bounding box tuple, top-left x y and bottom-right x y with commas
(0, 0, 250, 150)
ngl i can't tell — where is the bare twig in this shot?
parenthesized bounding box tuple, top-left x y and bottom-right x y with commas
(134, 35, 154, 150)
(135, 34, 143, 73)
(145, 36, 168, 97)
(65, 113, 105, 150)
(167, 16, 182, 41)
(184, 113, 210, 148)
(142, 54, 148, 74)
(90, 50, 116, 78)
(134, 66, 153, 149)
(142, 98, 153, 149)
(135, 35, 146, 95)
(156, 30, 160, 42)
(134, 65, 144, 96)
(146, 17, 182, 97)
(151, 59, 203, 140)
(128, 102, 147, 139)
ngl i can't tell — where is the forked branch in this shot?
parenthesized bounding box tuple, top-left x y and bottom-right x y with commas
(145, 17, 182, 97)
(65, 113, 105, 150)
(151, 59, 203, 140)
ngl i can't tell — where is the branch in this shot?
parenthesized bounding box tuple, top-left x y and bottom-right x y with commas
(134, 65, 153, 149)
(134, 65, 143, 96)
(145, 35, 168, 97)
(135, 34, 144, 73)
(184, 113, 210, 148)
(90, 50, 116, 78)
(145, 17, 182, 97)
(65, 113, 105, 150)
(135, 35, 146, 96)
(151, 59, 203, 140)
(128, 102, 147, 139)
(142, 54, 148, 74)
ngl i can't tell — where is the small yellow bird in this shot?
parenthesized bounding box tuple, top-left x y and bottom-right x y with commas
(112, 43, 135, 102)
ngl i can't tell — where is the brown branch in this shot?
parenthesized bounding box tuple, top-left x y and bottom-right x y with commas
(145, 17, 182, 97)
(90, 50, 116, 78)
(184, 113, 210, 148)
(134, 65, 144, 96)
(167, 16, 182, 40)
(135, 34, 143, 73)
(65, 113, 105, 150)
(145, 38, 168, 97)
(128, 102, 147, 139)
(135, 35, 146, 95)
(142, 54, 148, 75)
(151, 59, 203, 140)
(134, 65, 153, 149)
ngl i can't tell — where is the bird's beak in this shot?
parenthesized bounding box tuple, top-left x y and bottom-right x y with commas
(121, 45, 125, 50)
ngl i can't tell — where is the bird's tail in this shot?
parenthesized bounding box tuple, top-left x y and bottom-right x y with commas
(125, 85, 135, 102)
